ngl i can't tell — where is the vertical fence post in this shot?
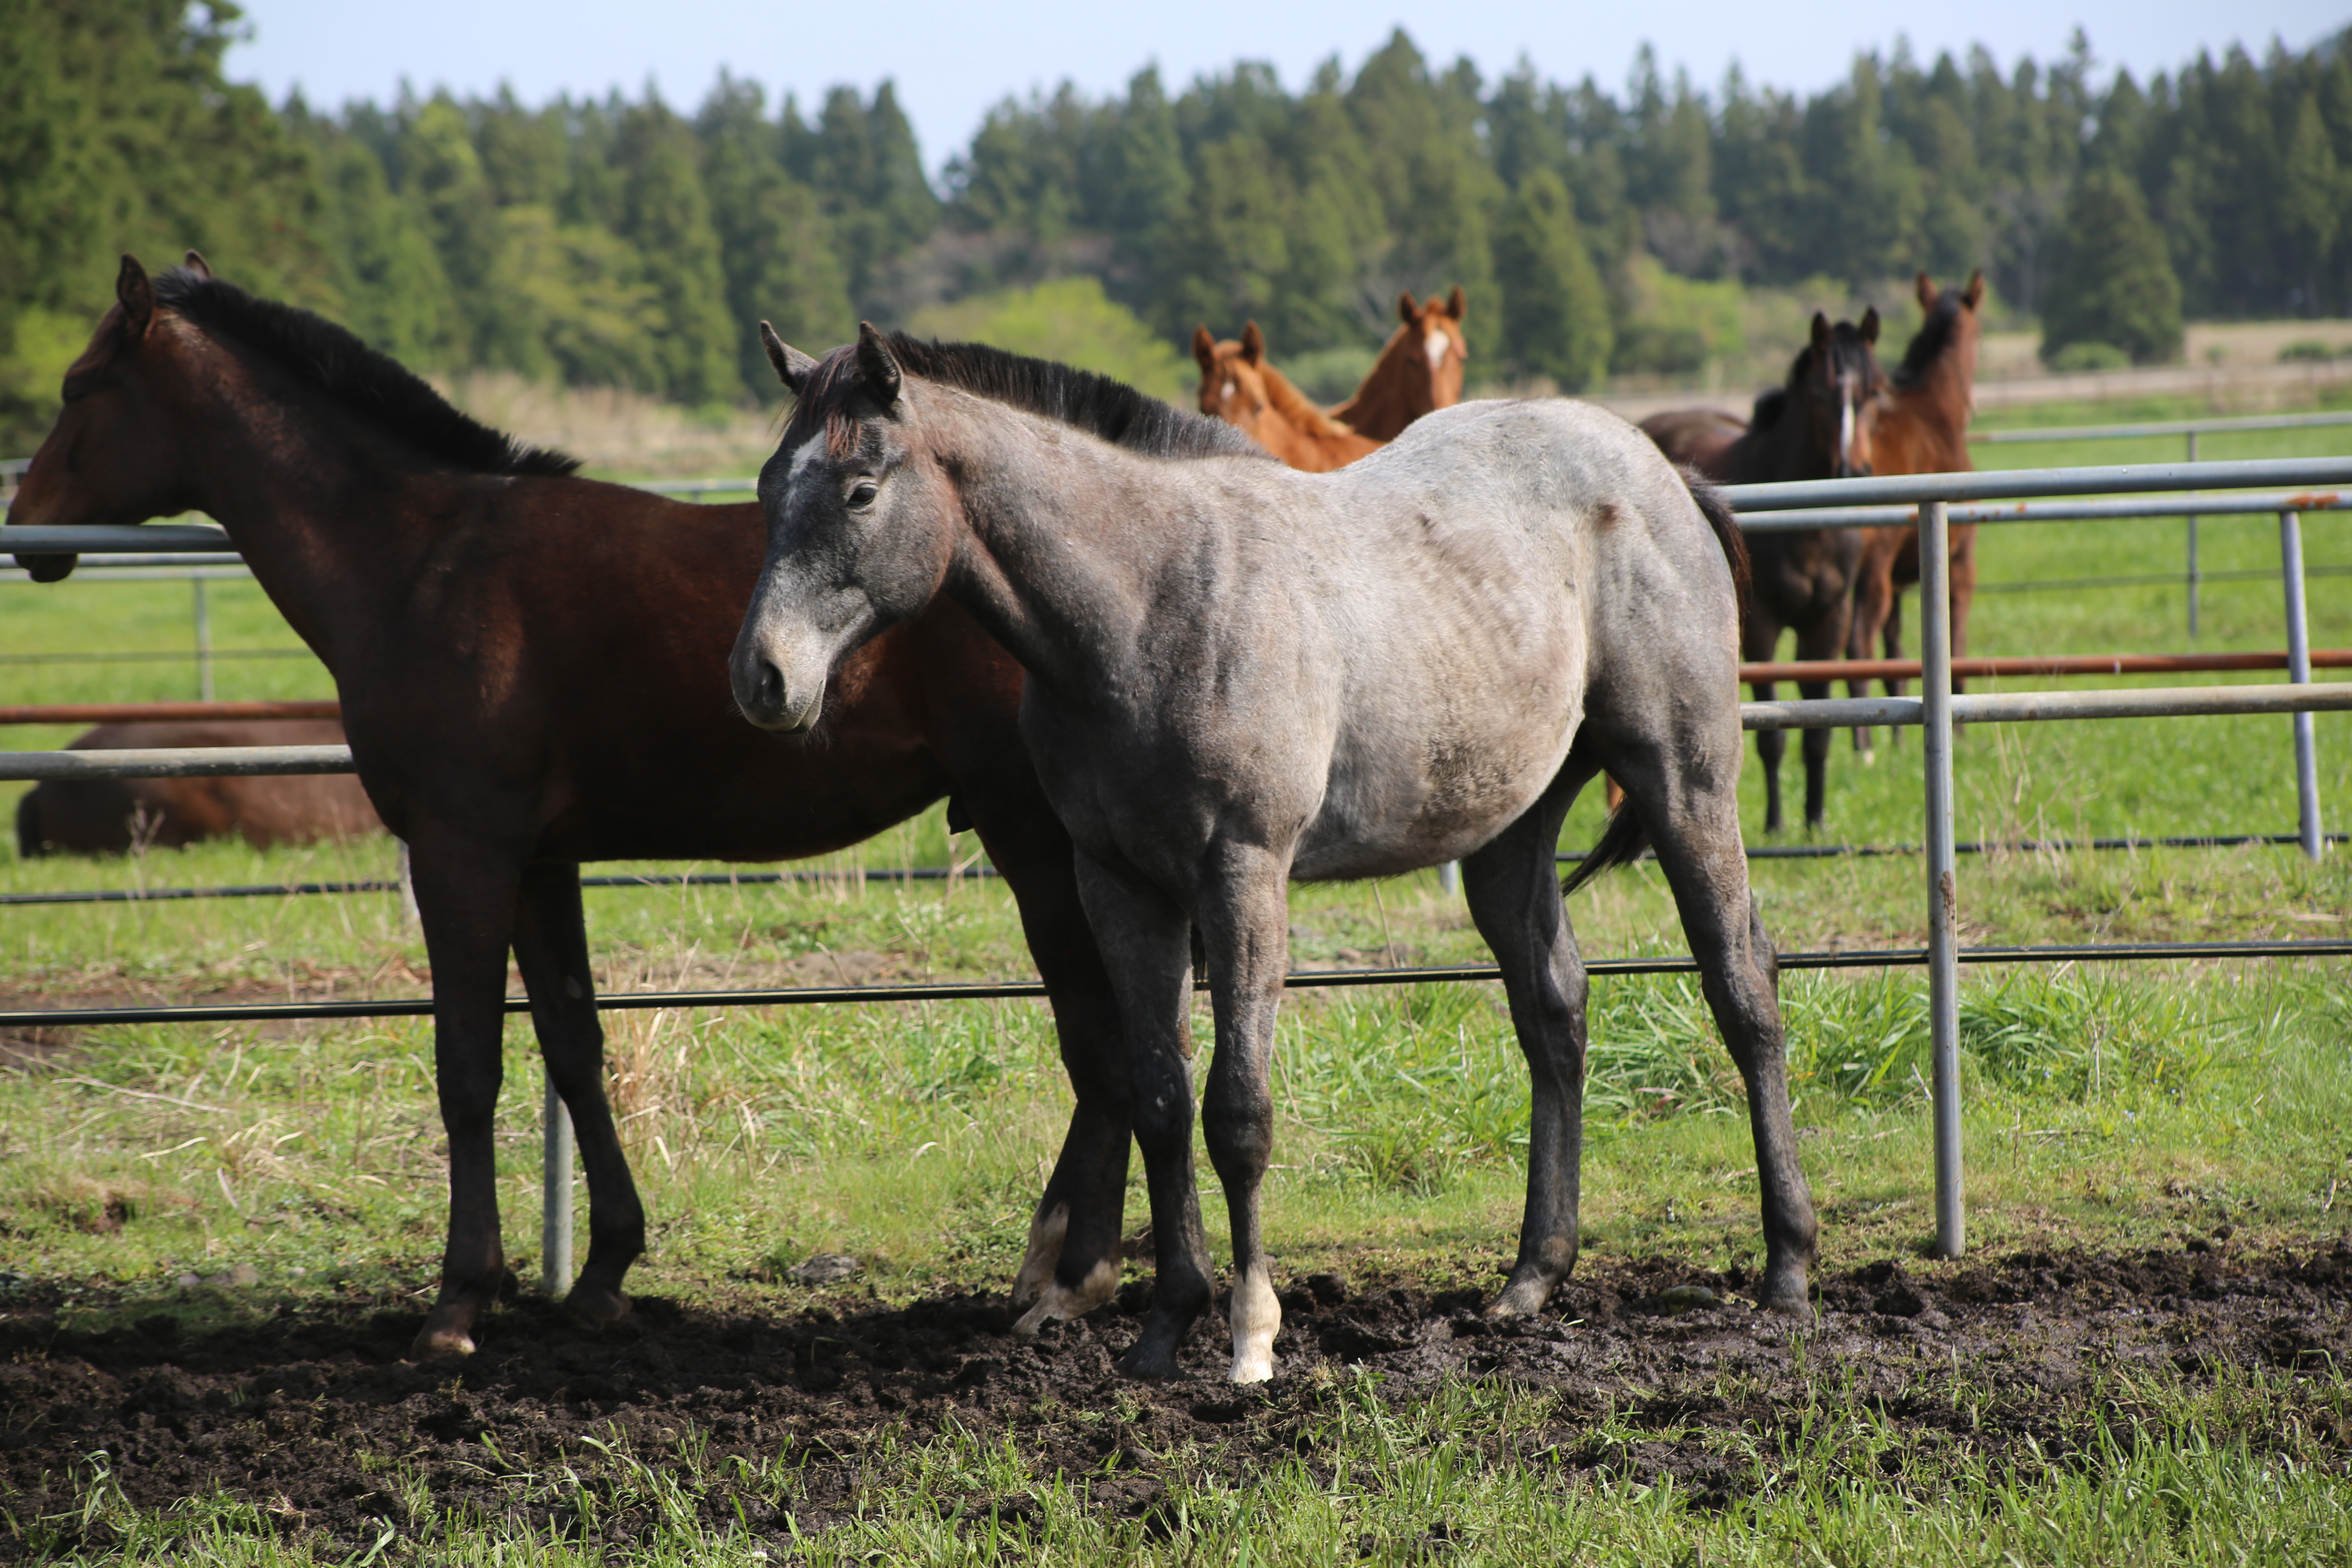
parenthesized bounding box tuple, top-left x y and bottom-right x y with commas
(1437, 861, 1461, 897)
(192, 578, 214, 702)
(542, 1074, 575, 1298)
(2281, 511, 2324, 861)
(2185, 431, 2201, 641)
(1921, 499, 1963, 1259)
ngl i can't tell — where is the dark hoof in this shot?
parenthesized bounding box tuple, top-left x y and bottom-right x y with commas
(410, 1309, 479, 1360)
(563, 1282, 633, 1330)
(1117, 1341, 1183, 1381)
(1756, 1287, 1815, 1320)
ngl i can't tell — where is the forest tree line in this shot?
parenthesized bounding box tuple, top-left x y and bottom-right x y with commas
(4, 0, 2350, 444)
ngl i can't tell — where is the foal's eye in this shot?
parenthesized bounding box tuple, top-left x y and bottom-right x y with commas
(846, 480, 880, 510)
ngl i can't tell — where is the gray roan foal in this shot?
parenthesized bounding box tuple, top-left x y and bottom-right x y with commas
(733, 324, 1818, 1384)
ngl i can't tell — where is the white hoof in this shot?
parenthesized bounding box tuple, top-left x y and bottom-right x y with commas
(1009, 1201, 1068, 1308)
(1226, 1263, 1281, 1385)
(1009, 1258, 1118, 1339)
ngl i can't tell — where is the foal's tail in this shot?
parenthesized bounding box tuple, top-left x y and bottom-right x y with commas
(1561, 800, 1647, 896)
(1679, 465, 1750, 637)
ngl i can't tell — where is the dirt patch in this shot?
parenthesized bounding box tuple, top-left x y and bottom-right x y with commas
(4, 1240, 2350, 1556)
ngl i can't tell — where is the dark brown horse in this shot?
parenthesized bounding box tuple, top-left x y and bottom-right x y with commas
(1848, 272, 1985, 750)
(1327, 287, 1469, 440)
(6, 255, 1129, 1359)
(16, 719, 380, 856)
(1643, 310, 1884, 831)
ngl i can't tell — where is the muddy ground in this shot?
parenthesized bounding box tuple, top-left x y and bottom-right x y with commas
(5, 1240, 2351, 1557)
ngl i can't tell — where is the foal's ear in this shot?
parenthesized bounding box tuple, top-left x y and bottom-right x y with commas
(1809, 312, 1831, 354)
(1239, 321, 1265, 363)
(1915, 272, 1937, 310)
(1445, 285, 1466, 319)
(1963, 270, 1986, 310)
(117, 255, 156, 338)
(183, 249, 214, 280)
(759, 321, 819, 394)
(854, 321, 902, 408)
(1860, 307, 1881, 345)
(1192, 325, 1218, 372)
(1397, 291, 1419, 324)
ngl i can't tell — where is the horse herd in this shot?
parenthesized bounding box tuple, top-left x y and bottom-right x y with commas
(4, 253, 1977, 1385)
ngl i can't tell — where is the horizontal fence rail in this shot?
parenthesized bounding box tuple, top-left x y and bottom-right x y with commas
(1744, 649, 2352, 683)
(1971, 409, 2352, 443)
(1737, 488, 2348, 532)
(0, 700, 341, 725)
(5, 939, 2347, 1031)
(1719, 455, 2352, 512)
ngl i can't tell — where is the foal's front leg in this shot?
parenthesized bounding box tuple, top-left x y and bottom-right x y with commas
(1072, 855, 1211, 1379)
(1193, 844, 1294, 1383)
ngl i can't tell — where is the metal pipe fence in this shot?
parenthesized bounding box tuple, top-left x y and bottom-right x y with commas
(4, 452, 2348, 1284)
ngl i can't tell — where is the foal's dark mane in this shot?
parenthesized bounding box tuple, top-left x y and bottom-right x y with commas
(791, 334, 1267, 462)
(1891, 291, 1965, 389)
(150, 268, 580, 478)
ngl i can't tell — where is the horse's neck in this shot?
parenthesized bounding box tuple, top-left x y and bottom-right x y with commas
(181, 385, 463, 669)
(1330, 335, 1420, 439)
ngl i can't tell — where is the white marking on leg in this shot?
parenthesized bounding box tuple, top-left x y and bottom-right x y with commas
(1011, 1256, 1120, 1338)
(1009, 1200, 1068, 1307)
(1227, 1262, 1281, 1383)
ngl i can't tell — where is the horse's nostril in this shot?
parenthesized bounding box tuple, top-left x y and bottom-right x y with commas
(757, 659, 785, 711)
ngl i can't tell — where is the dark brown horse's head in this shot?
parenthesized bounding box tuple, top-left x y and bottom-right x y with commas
(7, 253, 214, 581)
(1895, 270, 1986, 389)
(1774, 310, 1884, 480)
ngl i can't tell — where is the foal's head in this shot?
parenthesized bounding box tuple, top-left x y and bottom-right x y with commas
(1190, 323, 1358, 453)
(1384, 287, 1469, 413)
(1894, 270, 1986, 391)
(1770, 310, 1884, 480)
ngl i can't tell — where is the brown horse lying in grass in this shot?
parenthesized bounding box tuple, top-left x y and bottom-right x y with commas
(1849, 272, 1986, 752)
(6, 254, 1130, 1361)
(1190, 323, 1379, 470)
(15, 719, 380, 856)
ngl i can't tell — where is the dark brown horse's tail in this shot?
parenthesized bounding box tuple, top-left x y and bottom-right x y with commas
(1561, 799, 1648, 896)
(1679, 465, 1750, 637)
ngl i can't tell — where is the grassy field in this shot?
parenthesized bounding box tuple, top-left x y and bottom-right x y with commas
(0, 395, 2348, 1562)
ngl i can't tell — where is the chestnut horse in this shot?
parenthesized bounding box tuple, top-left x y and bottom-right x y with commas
(1848, 272, 1986, 750)
(1643, 311, 1884, 832)
(16, 719, 380, 855)
(1327, 287, 1469, 440)
(6, 256, 1129, 1360)
(1190, 323, 1379, 471)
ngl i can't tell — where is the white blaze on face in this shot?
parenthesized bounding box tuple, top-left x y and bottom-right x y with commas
(1221, 379, 1237, 402)
(1425, 329, 1450, 372)
(786, 432, 828, 483)
(1838, 395, 1856, 469)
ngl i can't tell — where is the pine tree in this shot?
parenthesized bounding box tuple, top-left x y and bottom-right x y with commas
(697, 76, 855, 394)
(2040, 166, 2183, 364)
(1496, 166, 1612, 390)
(610, 98, 739, 403)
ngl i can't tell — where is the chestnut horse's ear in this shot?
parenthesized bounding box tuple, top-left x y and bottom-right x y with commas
(118, 255, 155, 337)
(1239, 321, 1265, 364)
(1860, 307, 1880, 345)
(1192, 325, 1218, 372)
(1445, 285, 1465, 320)
(1809, 312, 1831, 354)
(1915, 272, 1937, 310)
(1964, 270, 1986, 310)
(1397, 291, 1419, 324)
(184, 249, 214, 280)
(759, 321, 818, 393)
(854, 321, 902, 407)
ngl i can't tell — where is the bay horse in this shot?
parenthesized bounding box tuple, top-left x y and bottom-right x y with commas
(1848, 273, 1986, 751)
(1326, 287, 1469, 440)
(736, 324, 1817, 1383)
(1642, 311, 1884, 832)
(1190, 323, 1381, 471)
(16, 719, 380, 855)
(6, 256, 1131, 1360)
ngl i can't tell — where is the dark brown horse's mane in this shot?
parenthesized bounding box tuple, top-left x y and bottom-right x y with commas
(151, 269, 581, 478)
(789, 334, 1267, 463)
(1891, 290, 1965, 389)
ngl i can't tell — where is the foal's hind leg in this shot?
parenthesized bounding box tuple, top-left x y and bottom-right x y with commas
(1611, 760, 1818, 1314)
(512, 862, 645, 1330)
(1462, 766, 1597, 1318)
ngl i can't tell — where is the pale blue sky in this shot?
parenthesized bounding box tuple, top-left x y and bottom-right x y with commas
(229, 0, 2344, 174)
